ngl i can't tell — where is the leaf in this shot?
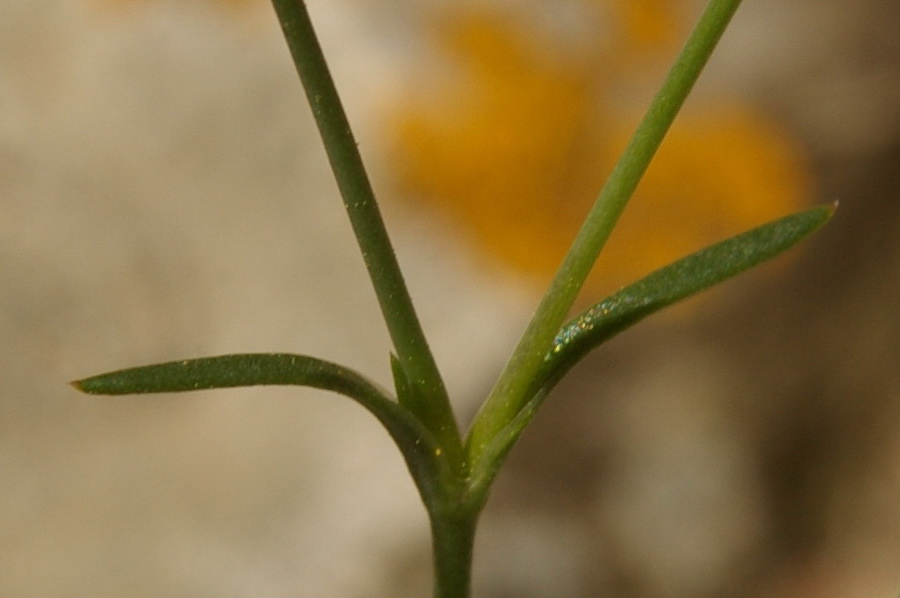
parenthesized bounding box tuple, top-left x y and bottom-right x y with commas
(75, 353, 377, 396)
(73, 353, 455, 504)
(389, 353, 410, 401)
(467, 203, 834, 495)
(539, 203, 834, 391)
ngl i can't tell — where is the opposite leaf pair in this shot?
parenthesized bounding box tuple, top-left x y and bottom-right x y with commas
(74, 202, 833, 509)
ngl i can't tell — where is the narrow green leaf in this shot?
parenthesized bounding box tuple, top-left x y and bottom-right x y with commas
(389, 352, 412, 408)
(467, 203, 834, 486)
(390, 351, 432, 438)
(75, 353, 383, 397)
(73, 353, 456, 505)
(540, 204, 833, 389)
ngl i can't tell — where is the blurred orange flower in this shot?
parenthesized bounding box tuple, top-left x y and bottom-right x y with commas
(386, 2, 812, 302)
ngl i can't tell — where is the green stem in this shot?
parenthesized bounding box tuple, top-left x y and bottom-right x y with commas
(466, 0, 744, 461)
(269, 0, 462, 465)
(429, 510, 478, 598)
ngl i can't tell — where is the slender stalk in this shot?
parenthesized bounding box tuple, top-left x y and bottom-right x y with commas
(269, 0, 462, 464)
(466, 0, 744, 461)
(429, 510, 478, 598)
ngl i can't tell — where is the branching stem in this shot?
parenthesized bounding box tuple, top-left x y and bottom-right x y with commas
(269, 0, 463, 467)
(466, 0, 745, 463)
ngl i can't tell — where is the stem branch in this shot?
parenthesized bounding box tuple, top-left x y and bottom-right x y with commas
(429, 510, 478, 598)
(466, 0, 744, 461)
(269, 0, 462, 463)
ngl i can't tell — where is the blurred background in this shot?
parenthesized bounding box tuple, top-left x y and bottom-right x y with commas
(1, 0, 897, 596)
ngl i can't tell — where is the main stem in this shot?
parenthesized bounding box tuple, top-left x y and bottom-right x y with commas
(269, 0, 462, 463)
(466, 0, 744, 461)
(429, 510, 478, 598)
